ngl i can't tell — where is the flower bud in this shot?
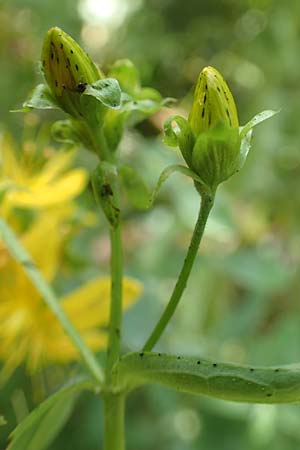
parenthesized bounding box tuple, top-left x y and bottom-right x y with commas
(41, 27, 102, 117)
(188, 66, 239, 135)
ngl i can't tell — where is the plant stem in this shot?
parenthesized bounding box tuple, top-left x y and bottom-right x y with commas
(106, 222, 123, 381)
(103, 393, 125, 450)
(143, 192, 215, 351)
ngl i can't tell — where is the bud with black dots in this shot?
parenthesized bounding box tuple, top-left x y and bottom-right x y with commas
(41, 27, 103, 118)
(188, 66, 239, 135)
(164, 66, 277, 194)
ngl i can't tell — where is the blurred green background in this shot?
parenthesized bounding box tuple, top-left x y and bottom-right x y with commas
(1, 0, 300, 449)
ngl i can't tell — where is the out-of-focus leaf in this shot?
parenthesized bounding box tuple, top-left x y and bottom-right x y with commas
(0, 416, 7, 426)
(119, 165, 151, 209)
(7, 377, 96, 450)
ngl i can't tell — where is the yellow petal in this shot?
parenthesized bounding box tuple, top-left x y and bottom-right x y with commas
(61, 276, 143, 329)
(32, 150, 77, 185)
(21, 210, 71, 280)
(7, 169, 88, 208)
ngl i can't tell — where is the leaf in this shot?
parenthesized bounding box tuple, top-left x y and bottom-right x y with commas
(240, 109, 279, 139)
(8, 377, 96, 450)
(0, 218, 104, 384)
(115, 352, 300, 404)
(83, 78, 121, 110)
(21, 84, 59, 111)
(119, 165, 151, 209)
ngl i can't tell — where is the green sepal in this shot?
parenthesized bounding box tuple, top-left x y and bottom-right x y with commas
(103, 110, 127, 152)
(0, 416, 6, 426)
(51, 119, 83, 145)
(51, 119, 94, 150)
(119, 164, 209, 211)
(192, 124, 241, 189)
(237, 109, 279, 169)
(82, 78, 121, 110)
(119, 165, 151, 209)
(91, 162, 120, 228)
(240, 109, 279, 139)
(18, 84, 59, 112)
(108, 59, 164, 102)
(108, 59, 140, 97)
(163, 115, 195, 166)
(238, 129, 253, 169)
(109, 59, 174, 126)
(8, 377, 96, 450)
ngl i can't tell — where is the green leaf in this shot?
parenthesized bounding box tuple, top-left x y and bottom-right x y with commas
(21, 84, 59, 111)
(0, 218, 104, 384)
(115, 352, 300, 404)
(119, 165, 151, 209)
(240, 109, 279, 139)
(83, 78, 121, 109)
(8, 377, 96, 450)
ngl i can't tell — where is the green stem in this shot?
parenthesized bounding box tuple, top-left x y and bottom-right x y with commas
(103, 393, 125, 450)
(106, 223, 123, 381)
(143, 192, 215, 351)
(0, 218, 104, 384)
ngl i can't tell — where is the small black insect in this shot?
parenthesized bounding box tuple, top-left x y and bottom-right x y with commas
(76, 82, 87, 93)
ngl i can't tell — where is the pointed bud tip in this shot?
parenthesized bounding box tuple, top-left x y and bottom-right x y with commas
(188, 65, 239, 135)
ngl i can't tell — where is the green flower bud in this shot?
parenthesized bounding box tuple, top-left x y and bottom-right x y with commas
(41, 27, 103, 117)
(188, 66, 239, 135)
(164, 66, 278, 194)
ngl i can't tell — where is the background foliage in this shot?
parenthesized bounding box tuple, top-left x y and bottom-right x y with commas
(1, 0, 300, 448)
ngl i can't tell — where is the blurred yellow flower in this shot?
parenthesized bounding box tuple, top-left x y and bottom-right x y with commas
(0, 210, 142, 375)
(0, 133, 88, 216)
